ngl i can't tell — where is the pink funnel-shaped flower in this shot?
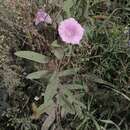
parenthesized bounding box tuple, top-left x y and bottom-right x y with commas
(58, 18, 84, 44)
(35, 9, 52, 25)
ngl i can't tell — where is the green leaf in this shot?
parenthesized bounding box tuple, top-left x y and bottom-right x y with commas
(37, 100, 53, 114)
(56, 14, 63, 24)
(88, 113, 101, 130)
(59, 94, 75, 114)
(32, 100, 54, 118)
(52, 48, 64, 60)
(85, 25, 94, 40)
(44, 72, 59, 103)
(51, 40, 61, 48)
(128, 49, 130, 57)
(59, 68, 79, 77)
(87, 74, 130, 101)
(100, 120, 120, 130)
(64, 88, 86, 109)
(77, 118, 88, 130)
(74, 104, 84, 119)
(124, 8, 130, 12)
(26, 70, 49, 80)
(15, 51, 49, 63)
(63, 0, 73, 16)
(41, 109, 55, 130)
(63, 84, 84, 90)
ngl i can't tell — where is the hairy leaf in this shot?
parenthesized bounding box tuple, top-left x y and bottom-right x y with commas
(52, 48, 64, 60)
(44, 72, 59, 103)
(41, 109, 55, 130)
(59, 94, 75, 114)
(26, 70, 49, 79)
(63, 84, 84, 90)
(32, 100, 54, 119)
(15, 51, 49, 63)
(59, 68, 79, 77)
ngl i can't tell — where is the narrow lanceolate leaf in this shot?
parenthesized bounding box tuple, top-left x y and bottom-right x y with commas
(87, 74, 130, 101)
(59, 68, 79, 77)
(15, 51, 49, 63)
(26, 70, 49, 80)
(44, 72, 59, 103)
(32, 100, 55, 119)
(63, 84, 84, 90)
(52, 48, 64, 60)
(100, 120, 120, 130)
(41, 109, 55, 130)
(88, 113, 101, 130)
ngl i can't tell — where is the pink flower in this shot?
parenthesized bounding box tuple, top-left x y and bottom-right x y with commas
(35, 9, 52, 25)
(58, 18, 84, 44)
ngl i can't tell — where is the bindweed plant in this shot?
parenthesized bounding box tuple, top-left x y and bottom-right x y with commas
(14, 4, 86, 128)
(15, 49, 86, 129)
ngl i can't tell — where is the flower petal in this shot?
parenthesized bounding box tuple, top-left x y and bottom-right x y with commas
(35, 9, 52, 25)
(58, 18, 84, 44)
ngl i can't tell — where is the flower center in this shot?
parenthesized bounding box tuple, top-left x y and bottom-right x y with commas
(66, 25, 76, 37)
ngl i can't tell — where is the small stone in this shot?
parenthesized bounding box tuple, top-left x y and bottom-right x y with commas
(34, 96, 39, 101)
